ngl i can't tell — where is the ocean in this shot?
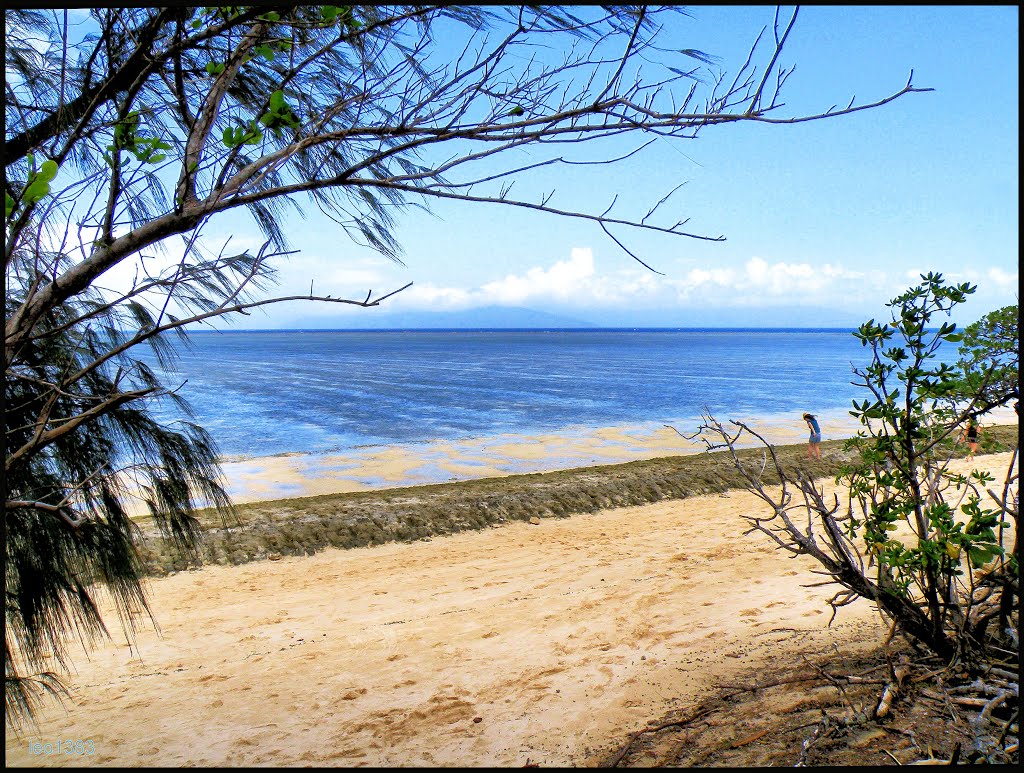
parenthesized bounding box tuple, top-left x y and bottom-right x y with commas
(141, 327, 932, 462)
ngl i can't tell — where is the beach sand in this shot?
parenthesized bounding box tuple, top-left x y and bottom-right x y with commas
(6, 450, 1016, 767)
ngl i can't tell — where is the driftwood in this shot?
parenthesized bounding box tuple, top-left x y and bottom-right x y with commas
(875, 664, 911, 719)
(606, 650, 1018, 768)
(607, 706, 717, 767)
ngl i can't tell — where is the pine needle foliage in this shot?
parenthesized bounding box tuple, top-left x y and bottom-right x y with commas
(4, 262, 234, 730)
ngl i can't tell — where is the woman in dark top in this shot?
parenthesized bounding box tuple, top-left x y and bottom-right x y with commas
(961, 419, 979, 460)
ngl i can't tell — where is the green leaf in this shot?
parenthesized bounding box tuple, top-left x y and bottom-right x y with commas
(22, 159, 59, 205)
(5, 191, 15, 220)
(509, 105, 524, 117)
(270, 89, 286, 113)
(968, 546, 997, 566)
(23, 179, 50, 204)
(36, 160, 59, 184)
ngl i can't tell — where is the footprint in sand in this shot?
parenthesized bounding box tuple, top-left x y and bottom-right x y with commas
(332, 747, 368, 759)
(426, 694, 476, 724)
(631, 624, 655, 640)
(738, 608, 761, 618)
(197, 673, 229, 683)
(537, 666, 566, 677)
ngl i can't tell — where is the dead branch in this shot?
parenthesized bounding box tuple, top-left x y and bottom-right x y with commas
(607, 705, 717, 767)
(875, 664, 911, 719)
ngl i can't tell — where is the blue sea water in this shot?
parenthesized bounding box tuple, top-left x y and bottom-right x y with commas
(141, 328, 948, 460)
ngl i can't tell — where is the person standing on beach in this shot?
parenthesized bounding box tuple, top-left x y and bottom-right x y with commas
(960, 418, 979, 460)
(803, 413, 822, 460)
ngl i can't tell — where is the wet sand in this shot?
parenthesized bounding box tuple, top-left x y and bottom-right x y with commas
(214, 407, 872, 504)
(6, 451, 1016, 767)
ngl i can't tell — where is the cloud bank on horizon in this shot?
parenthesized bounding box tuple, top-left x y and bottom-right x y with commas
(253, 244, 1017, 328)
(89, 222, 1017, 329)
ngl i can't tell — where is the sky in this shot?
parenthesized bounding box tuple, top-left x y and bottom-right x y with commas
(61, 5, 1023, 328)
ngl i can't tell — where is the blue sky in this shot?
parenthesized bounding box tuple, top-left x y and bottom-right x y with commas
(105, 6, 1020, 328)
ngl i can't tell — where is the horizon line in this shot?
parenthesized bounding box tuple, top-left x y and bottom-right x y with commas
(188, 326, 861, 333)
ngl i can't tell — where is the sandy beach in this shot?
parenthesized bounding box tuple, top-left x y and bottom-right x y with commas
(7, 446, 1016, 767)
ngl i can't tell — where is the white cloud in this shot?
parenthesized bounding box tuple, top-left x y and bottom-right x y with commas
(363, 249, 902, 314)
(398, 284, 473, 308)
(680, 266, 737, 289)
(986, 266, 1019, 289)
(898, 266, 1018, 298)
(667, 256, 876, 307)
(168, 242, 1013, 326)
(480, 247, 596, 304)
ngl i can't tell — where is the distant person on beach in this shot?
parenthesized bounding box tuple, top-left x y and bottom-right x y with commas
(803, 413, 821, 460)
(959, 418, 979, 460)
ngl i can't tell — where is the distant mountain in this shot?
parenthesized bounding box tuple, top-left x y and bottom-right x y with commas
(287, 305, 597, 329)
(257, 303, 868, 331)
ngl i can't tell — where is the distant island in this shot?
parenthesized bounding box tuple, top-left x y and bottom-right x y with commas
(266, 304, 868, 330)
(284, 305, 597, 330)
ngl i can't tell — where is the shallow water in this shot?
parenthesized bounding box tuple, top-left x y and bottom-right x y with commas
(144, 328, 898, 461)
